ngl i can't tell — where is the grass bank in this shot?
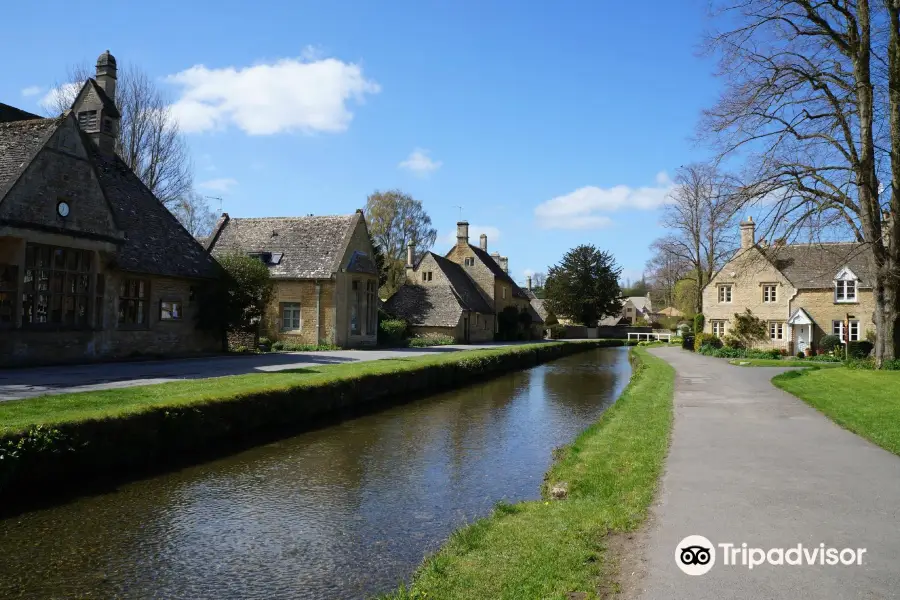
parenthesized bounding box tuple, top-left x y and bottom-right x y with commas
(728, 358, 843, 368)
(774, 367, 900, 456)
(0, 340, 627, 506)
(380, 347, 674, 600)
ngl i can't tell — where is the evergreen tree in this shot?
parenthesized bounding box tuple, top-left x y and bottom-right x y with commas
(545, 245, 622, 326)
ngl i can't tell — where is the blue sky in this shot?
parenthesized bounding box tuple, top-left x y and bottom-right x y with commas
(1, 0, 721, 287)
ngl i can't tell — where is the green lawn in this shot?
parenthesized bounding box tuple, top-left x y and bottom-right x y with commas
(0, 342, 568, 436)
(774, 368, 900, 455)
(379, 347, 675, 600)
(728, 358, 843, 368)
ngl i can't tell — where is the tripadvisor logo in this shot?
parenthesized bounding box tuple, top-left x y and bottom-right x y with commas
(676, 535, 867, 575)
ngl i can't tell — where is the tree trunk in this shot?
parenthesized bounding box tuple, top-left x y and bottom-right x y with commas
(883, 0, 900, 363)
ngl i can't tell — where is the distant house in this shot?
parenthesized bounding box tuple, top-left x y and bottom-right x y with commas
(384, 249, 495, 342)
(657, 306, 684, 318)
(702, 217, 877, 353)
(523, 276, 549, 323)
(384, 221, 543, 341)
(0, 51, 222, 366)
(622, 296, 653, 324)
(207, 210, 379, 348)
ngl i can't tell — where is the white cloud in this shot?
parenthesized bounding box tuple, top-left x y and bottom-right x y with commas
(198, 178, 239, 193)
(167, 55, 380, 135)
(446, 225, 500, 245)
(535, 171, 674, 230)
(39, 82, 81, 113)
(21, 86, 43, 97)
(399, 148, 442, 175)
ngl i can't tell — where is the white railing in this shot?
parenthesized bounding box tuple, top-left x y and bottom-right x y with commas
(627, 332, 673, 342)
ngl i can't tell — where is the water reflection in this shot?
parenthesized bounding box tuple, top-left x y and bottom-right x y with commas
(0, 347, 630, 599)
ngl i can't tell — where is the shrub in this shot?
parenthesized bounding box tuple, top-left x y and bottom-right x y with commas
(729, 309, 768, 348)
(379, 319, 409, 345)
(693, 314, 705, 335)
(233, 345, 249, 353)
(806, 353, 843, 363)
(847, 340, 874, 359)
(866, 328, 877, 343)
(681, 335, 695, 351)
(677, 323, 692, 337)
(258, 337, 271, 347)
(694, 333, 722, 352)
(845, 358, 875, 370)
(271, 342, 341, 352)
(408, 333, 455, 347)
(797, 351, 805, 359)
(819, 334, 842, 354)
(723, 335, 745, 349)
(271, 340, 284, 351)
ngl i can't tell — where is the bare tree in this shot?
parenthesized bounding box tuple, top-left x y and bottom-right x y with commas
(172, 192, 218, 238)
(531, 271, 547, 289)
(646, 241, 692, 310)
(702, 0, 900, 363)
(46, 63, 193, 208)
(650, 164, 739, 313)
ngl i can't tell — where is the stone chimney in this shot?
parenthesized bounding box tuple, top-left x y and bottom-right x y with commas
(456, 221, 469, 247)
(740, 216, 756, 249)
(526, 275, 532, 291)
(480, 233, 487, 251)
(406, 241, 415, 280)
(499, 256, 509, 273)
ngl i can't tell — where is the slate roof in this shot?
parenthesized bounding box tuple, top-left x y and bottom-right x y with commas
(625, 296, 652, 312)
(0, 103, 42, 123)
(87, 143, 219, 279)
(764, 243, 876, 289)
(84, 79, 121, 118)
(529, 297, 548, 322)
(384, 251, 494, 327)
(0, 117, 62, 198)
(207, 214, 362, 279)
(467, 244, 530, 299)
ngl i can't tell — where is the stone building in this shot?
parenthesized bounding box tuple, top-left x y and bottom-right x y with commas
(0, 51, 221, 366)
(206, 211, 379, 347)
(702, 217, 876, 353)
(385, 221, 543, 341)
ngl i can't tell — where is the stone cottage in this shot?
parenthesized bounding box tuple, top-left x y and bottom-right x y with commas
(0, 51, 221, 366)
(206, 211, 379, 347)
(702, 217, 877, 353)
(385, 221, 543, 341)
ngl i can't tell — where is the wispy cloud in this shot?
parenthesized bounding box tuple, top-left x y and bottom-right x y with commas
(399, 148, 442, 176)
(534, 171, 673, 230)
(198, 178, 239, 193)
(168, 55, 380, 135)
(21, 86, 43, 98)
(39, 82, 81, 114)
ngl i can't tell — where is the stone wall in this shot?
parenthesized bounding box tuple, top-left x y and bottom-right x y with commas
(792, 289, 876, 345)
(265, 279, 336, 345)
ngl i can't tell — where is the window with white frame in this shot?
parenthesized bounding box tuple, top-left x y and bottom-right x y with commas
(718, 285, 732, 303)
(834, 268, 858, 303)
(832, 319, 860, 342)
(711, 320, 726, 337)
(769, 321, 784, 340)
(281, 302, 301, 331)
(763, 285, 777, 303)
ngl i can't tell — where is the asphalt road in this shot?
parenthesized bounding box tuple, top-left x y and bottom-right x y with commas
(633, 347, 900, 600)
(0, 342, 530, 401)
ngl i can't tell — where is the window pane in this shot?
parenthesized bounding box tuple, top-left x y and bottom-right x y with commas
(66, 249, 79, 271)
(0, 292, 12, 324)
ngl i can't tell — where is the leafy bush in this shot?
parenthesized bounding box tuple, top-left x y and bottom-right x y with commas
(271, 340, 284, 351)
(819, 334, 842, 353)
(723, 335, 745, 349)
(845, 358, 875, 370)
(379, 319, 409, 345)
(677, 323, 692, 336)
(847, 340, 874, 359)
(797, 351, 805, 359)
(806, 353, 843, 363)
(681, 335, 695, 351)
(729, 309, 768, 348)
(408, 334, 455, 347)
(233, 345, 249, 353)
(866, 328, 877, 343)
(694, 333, 722, 352)
(258, 337, 271, 347)
(548, 324, 567, 339)
(693, 314, 705, 335)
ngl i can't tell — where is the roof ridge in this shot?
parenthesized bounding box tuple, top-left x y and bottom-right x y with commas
(229, 215, 354, 221)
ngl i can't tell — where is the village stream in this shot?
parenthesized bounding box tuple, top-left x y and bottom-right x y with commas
(0, 346, 630, 599)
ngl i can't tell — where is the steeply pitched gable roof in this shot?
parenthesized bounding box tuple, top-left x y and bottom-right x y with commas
(207, 213, 361, 279)
(0, 110, 217, 279)
(625, 296, 652, 312)
(384, 251, 494, 327)
(467, 244, 529, 299)
(0, 103, 42, 123)
(73, 79, 121, 119)
(765, 243, 876, 289)
(0, 117, 62, 199)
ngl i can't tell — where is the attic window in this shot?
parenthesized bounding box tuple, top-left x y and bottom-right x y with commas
(78, 110, 98, 130)
(464, 257, 475, 267)
(834, 267, 858, 303)
(422, 271, 433, 282)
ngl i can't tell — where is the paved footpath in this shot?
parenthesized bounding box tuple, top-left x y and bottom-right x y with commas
(0, 342, 529, 401)
(634, 347, 900, 600)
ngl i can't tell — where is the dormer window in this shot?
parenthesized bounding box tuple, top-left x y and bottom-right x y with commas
(834, 267, 858, 303)
(78, 110, 98, 130)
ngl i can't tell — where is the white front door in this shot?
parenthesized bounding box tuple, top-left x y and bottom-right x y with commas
(795, 325, 809, 352)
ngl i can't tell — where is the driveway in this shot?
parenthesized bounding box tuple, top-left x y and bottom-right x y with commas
(0, 342, 533, 401)
(633, 347, 900, 599)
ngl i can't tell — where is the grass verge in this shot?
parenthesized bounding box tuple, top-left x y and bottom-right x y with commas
(378, 346, 674, 600)
(728, 358, 843, 368)
(773, 367, 900, 456)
